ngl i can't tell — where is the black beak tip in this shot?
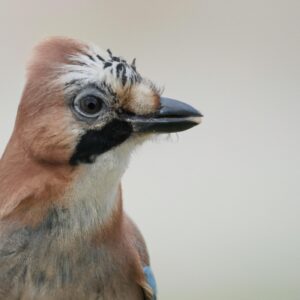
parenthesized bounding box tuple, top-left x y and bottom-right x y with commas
(159, 96, 203, 125)
(159, 97, 202, 119)
(147, 97, 203, 133)
(198, 111, 204, 118)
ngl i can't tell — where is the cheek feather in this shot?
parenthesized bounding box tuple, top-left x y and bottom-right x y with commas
(19, 104, 81, 164)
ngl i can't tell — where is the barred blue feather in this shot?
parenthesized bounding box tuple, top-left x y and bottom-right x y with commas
(143, 266, 157, 300)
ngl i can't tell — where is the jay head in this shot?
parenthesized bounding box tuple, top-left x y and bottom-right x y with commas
(0, 37, 202, 299)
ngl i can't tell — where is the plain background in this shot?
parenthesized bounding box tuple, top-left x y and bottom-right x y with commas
(0, 1, 299, 299)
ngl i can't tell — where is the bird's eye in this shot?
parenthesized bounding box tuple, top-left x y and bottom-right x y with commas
(74, 95, 104, 118)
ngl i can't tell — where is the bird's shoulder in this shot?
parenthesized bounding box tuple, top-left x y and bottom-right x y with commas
(123, 214, 157, 300)
(123, 214, 150, 265)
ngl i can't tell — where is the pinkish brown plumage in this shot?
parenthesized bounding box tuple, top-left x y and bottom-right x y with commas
(0, 37, 202, 300)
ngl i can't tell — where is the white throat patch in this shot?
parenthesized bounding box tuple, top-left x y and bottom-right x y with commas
(63, 136, 144, 234)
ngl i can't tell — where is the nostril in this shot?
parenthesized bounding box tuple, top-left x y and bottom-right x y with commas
(116, 108, 136, 117)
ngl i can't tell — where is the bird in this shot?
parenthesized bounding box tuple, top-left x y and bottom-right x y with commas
(0, 37, 202, 300)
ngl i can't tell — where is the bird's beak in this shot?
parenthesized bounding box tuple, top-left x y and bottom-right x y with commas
(125, 97, 203, 133)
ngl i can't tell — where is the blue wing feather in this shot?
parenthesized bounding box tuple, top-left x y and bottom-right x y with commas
(143, 266, 157, 300)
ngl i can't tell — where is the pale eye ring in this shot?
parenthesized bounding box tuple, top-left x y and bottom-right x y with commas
(73, 95, 104, 118)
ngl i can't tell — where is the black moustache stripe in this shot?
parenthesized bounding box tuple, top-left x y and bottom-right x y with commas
(70, 119, 133, 165)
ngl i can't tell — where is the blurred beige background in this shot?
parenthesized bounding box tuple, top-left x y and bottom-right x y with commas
(0, 0, 299, 299)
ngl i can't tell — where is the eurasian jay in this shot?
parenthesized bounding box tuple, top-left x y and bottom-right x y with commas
(0, 37, 202, 300)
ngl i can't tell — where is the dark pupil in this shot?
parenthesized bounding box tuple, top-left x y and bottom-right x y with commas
(80, 96, 102, 115)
